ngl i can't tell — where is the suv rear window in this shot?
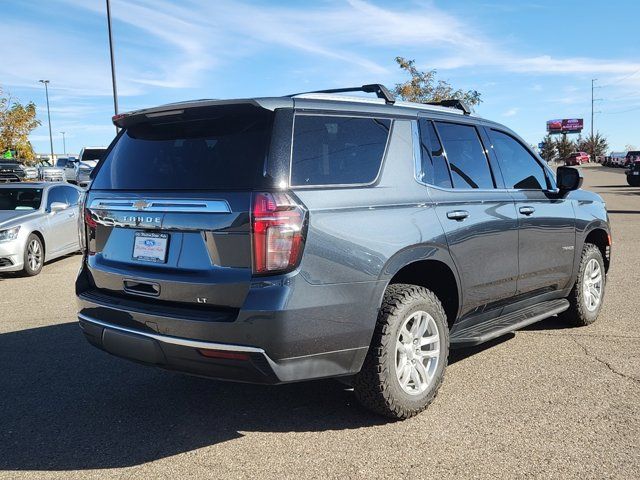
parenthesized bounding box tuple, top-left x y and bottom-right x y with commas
(291, 115, 391, 186)
(91, 105, 273, 190)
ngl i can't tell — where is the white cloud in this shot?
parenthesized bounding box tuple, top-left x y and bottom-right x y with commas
(5, 0, 639, 101)
(502, 108, 519, 117)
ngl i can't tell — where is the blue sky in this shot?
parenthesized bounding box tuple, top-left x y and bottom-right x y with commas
(3, 0, 640, 155)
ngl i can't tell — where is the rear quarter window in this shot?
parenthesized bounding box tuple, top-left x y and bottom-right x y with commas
(290, 115, 391, 186)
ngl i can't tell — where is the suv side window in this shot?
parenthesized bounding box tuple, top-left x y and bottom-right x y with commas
(489, 129, 548, 190)
(418, 119, 452, 188)
(434, 122, 494, 189)
(291, 115, 391, 186)
(46, 186, 67, 210)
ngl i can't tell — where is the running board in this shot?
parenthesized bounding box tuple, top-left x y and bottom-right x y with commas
(450, 299, 570, 348)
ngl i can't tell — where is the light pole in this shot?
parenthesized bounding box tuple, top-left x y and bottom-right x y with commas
(106, 0, 119, 134)
(60, 131, 66, 156)
(39, 80, 54, 161)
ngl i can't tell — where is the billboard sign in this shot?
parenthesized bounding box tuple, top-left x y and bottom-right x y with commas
(547, 118, 583, 134)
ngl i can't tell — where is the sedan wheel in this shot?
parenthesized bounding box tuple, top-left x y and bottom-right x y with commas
(23, 234, 44, 276)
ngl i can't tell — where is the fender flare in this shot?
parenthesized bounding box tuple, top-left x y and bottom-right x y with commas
(375, 243, 463, 317)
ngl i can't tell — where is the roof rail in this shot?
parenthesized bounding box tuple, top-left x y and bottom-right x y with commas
(425, 99, 471, 115)
(290, 84, 395, 104)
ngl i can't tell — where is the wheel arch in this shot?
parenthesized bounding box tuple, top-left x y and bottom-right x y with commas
(378, 245, 462, 328)
(584, 226, 610, 272)
(28, 230, 46, 258)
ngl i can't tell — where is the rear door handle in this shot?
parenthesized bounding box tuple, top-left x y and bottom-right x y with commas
(446, 210, 469, 221)
(519, 206, 535, 216)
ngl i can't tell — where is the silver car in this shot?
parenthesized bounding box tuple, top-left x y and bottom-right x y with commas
(37, 160, 66, 182)
(0, 183, 83, 276)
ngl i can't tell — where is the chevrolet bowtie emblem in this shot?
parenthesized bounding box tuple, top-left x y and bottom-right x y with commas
(133, 200, 150, 210)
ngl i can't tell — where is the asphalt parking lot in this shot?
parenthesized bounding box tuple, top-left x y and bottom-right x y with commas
(1, 165, 638, 479)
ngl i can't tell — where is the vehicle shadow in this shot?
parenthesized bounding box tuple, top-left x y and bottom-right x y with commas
(520, 315, 571, 331)
(448, 334, 514, 365)
(0, 253, 80, 280)
(0, 322, 386, 471)
(606, 209, 640, 214)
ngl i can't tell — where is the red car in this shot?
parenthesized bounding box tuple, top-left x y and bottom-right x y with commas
(564, 151, 590, 166)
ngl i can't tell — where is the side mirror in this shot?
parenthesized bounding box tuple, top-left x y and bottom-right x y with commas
(556, 166, 583, 192)
(50, 202, 68, 213)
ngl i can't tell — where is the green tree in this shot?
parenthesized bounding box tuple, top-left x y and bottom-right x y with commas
(393, 57, 482, 108)
(0, 88, 41, 162)
(578, 132, 609, 161)
(539, 134, 557, 163)
(554, 135, 576, 160)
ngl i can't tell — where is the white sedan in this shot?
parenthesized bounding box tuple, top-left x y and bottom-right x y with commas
(0, 183, 83, 276)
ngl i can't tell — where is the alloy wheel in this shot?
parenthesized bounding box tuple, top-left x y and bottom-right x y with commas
(582, 258, 602, 312)
(395, 310, 441, 395)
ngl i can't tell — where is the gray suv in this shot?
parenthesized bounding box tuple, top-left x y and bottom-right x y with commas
(77, 85, 611, 419)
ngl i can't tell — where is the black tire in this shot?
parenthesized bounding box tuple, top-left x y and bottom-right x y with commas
(22, 233, 44, 276)
(354, 284, 449, 419)
(627, 175, 640, 187)
(562, 243, 605, 327)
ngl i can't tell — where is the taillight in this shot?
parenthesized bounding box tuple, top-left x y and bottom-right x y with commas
(82, 201, 97, 256)
(251, 192, 306, 275)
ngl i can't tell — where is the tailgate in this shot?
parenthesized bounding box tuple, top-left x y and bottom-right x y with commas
(84, 191, 252, 309)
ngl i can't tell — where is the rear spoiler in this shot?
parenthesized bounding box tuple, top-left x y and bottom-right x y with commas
(111, 99, 283, 128)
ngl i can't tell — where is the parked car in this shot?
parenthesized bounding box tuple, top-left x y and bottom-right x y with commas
(36, 160, 66, 182)
(0, 160, 26, 183)
(55, 157, 72, 168)
(63, 148, 106, 186)
(0, 183, 83, 276)
(564, 151, 590, 166)
(626, 157, 640, 186)
(77, 85, 611, 419)
(625, 151, 640, 168)
(607, 151, 627, 167)
(22, 165, 39, 181)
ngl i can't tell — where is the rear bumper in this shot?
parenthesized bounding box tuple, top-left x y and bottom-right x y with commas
(76, 266, 382, 383)
(76, 172, 92, 186)
(78, 313, 367, 384)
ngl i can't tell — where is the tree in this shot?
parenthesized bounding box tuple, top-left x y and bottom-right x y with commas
(625, 144, 637, 152)
(554, 135, 576, 160)
(578, 132, 609, 161)
(539, 134, 557, 163)
(0, 88, 41, 162)
(393, 57, 482, 108)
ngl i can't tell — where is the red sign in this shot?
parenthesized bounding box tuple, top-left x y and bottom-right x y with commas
(547, 118, 583, 134)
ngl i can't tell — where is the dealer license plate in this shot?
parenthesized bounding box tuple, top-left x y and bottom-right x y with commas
(132, 232, 169, 263)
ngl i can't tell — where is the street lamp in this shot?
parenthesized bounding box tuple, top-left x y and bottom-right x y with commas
(60, 131, 66, 157)
(106, 0, 119, 134)
(38, 80, 54, 162)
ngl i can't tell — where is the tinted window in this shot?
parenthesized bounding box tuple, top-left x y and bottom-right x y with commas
(0, 188, 42, 210)
(435, 122, 494, 189)
(63, 186, 81, 205)
(56, 159, 67, 167)
(489, 130, 548, 190)
(418, 119, 451, 188)
(91, 105, 274, 190)
(80, 149, 106, 161)
(291, 115, 391, 186)
(46, 187, 67, 209)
